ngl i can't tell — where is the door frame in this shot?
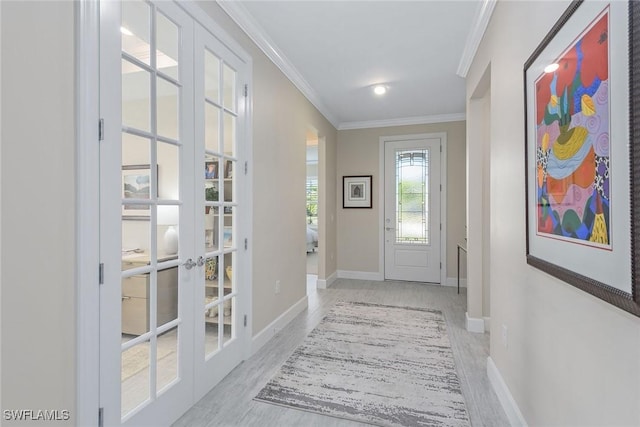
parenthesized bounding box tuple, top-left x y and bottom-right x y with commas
(378, 133, 447, 284)
(75, 1, 253, 424)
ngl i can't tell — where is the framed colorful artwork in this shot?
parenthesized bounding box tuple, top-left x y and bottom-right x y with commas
(524, 0, 639, 316)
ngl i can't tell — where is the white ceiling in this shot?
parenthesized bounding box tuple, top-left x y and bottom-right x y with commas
(222, 1, 483, 129)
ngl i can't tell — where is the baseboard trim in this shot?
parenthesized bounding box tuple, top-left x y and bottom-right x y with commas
(251, 295, 308, 355)
(337, 270, 384, 281)
(483, 316, 491, 332)
(444, 277, 467, 288)
(466, 312, 485, 333)
(317, 271, 337, 289)
(487, 357, 528, 427)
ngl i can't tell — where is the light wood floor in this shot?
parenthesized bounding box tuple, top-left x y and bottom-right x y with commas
(173, 279, 509, 427)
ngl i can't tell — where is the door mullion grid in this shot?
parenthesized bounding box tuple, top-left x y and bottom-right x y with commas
(148, 0, 159, 402)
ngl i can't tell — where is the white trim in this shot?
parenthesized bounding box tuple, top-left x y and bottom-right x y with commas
(181, 0, 252, 66)
(216, 0, 338, 128)
(317, 271, 338, 289)
(75, 1, 100, 424)
(251, 296, 308, 355)
(456, 0, 498, 78)
(339, 113, 466, 131)
(337, 270, 384, 281)
(483, 316, 491, 332)
(242, 65, 255, 361)
(487, 357, 528, 427)
(379, 133, 448, 284)
(444, 277, 468, 288)
(0, 0, 3, 414)
(466, 312, 485, 333)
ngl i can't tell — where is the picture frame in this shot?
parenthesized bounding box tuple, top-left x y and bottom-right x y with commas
(343, 175, 372, 209)
(524, 0, 639, 316)
(223, 226, 233, 248)
(122, 164, 157, 221)
(225, 160, 233, 179)
(205, 161, 219, 179)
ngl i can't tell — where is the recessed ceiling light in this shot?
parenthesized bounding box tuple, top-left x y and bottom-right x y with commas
(120, 26, 134, 36)
(373, 85, 387, 95)
(544, 63, 559, 73)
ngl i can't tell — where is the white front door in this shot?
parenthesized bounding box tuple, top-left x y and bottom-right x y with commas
(384, 136, 442, 283)
(98, 1, 250, 425)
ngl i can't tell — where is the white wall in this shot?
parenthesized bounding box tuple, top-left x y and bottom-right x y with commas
(467, 1, 640, 425)
(336, 122, 467, 279)
(1, 1, 76, 424)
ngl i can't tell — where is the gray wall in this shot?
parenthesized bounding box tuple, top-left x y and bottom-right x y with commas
(467, 1, 640, 425)
(1, 1, 76, 424)
(336, 122, 467, 280)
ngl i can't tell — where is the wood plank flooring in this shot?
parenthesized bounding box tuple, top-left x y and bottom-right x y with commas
(173, 279, 509, 427)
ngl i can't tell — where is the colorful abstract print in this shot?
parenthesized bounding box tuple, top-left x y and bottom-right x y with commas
(535, 10, 610, 248)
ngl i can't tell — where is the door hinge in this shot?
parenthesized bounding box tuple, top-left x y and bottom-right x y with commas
(440, 262, 442, 269)
(244, 315, 248, 327)
(98, 407, 104, 427)
(440, 145, 442, 153)
(244, 161, 248, 175)
(244, 84, 248, 97)
(98, 118, 104, 141)
(440, 184, 442, 191)
(244, 238, 248, 250)
(440, 223, 442, 231)
(99, 263, 104, 285)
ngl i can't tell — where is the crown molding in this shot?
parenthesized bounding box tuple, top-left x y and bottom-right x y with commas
(216, 0, 339, 128)
(338, 113, 466, 131)
(456, 0, 497, 78)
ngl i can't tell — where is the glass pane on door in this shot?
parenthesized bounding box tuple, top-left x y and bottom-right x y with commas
(120, 1, 184, 419)
(121, 0, 150, 65)
(395, 149, 429, 245)
(121, 341, 151, 417)
(156, 12, 179, 80)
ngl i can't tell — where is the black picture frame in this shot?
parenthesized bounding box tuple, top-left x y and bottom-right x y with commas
(343, 175, 372, 209)
(523, 0, 639, 316)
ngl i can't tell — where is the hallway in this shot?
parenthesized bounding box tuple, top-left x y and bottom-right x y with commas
(174, 280, 509, 426)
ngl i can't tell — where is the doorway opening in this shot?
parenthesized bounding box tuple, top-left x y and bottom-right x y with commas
(306, 131, 319, 291)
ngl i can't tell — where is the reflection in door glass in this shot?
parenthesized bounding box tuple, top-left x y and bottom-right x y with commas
(122, 60, 151, 132)
(156, 77, 179, 141)
(156, 327, 178, 394)
(121, 341, 151, 417)
(121, 0, 151, 65)
(223, 112, 236, 157)
(223, 63, 236, 112)
(156, 12, 179, 80)
(395, 149, 429, 244)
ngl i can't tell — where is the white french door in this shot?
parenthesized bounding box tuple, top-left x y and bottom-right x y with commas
(98, 1, 249, 425)
(192, 21, 248, 400)
(384, 136, 442, 283)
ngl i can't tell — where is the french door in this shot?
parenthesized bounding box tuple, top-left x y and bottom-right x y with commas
(99, 1, 249, 425)
(384, 136, 442, 283)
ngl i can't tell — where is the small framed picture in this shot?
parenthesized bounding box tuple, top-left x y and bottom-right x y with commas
(205, 161, 218, 179)
(225, 160, 233, 179)
(122, 164, 156, 220)
(223, 226, 233, 248)
(343, 175, 372, 208)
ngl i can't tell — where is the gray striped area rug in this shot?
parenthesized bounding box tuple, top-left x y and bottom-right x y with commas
(254, 301, 470, 427)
